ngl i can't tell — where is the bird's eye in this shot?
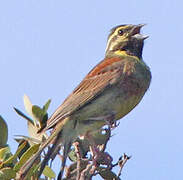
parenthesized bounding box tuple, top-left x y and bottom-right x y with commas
(118, 29, 124, 36)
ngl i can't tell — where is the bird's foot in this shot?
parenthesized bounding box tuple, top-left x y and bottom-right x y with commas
(104, 112, 120, 129)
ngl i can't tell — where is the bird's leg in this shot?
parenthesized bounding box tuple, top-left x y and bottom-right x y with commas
(104, 112, 120, 129)
(83, 112, 118, 173)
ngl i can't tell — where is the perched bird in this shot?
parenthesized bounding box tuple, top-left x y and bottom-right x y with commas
(18, 24, 151, 179)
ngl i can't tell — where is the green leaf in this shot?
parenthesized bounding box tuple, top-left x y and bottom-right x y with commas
(68, 148, 77, 162)
(43, 165, 56, 178)
(27, 120, 39, 141)
(14, 143, 40, 171)
(13, 107, 34, 124)
(32, 105, 44, 120)
(27, 120, 46, 143)
(0, 146, 11, 162)
(43, 99, 51, 115)
(14, 135, 41, 145)
(41, 113, 48, 128)
(0, 116, 8, 147)
(23, 94, 33, 117)
(23, 94, 38, 125)
(14, 139, 30, 159)
(32, 100, 50, 130)
(0, 167, 16, 179)
(0, 141, 27, 169)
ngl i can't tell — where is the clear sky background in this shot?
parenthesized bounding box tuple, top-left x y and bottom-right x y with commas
(0, 0, 182, 179)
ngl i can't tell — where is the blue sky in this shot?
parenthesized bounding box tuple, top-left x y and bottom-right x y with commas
(0, 0, 182, 179)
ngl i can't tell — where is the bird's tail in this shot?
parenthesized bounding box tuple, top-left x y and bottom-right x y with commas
(39, 135, 72, 180)
(17, 117, 70, 180)
(38, 130, 63, 178)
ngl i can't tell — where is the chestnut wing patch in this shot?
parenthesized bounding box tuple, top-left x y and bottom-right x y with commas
(46, 58, 124, 130)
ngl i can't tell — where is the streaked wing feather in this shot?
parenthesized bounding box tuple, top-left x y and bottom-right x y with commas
(46, 57, 124, 130)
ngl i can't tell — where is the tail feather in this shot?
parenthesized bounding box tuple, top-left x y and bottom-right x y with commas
(18, 118, 70, 180)
(38, 131, 62, 177)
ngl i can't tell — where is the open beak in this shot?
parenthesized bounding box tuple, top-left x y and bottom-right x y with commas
(130, 24, 149, 40)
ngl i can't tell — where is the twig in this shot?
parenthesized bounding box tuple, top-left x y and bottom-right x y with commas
(117, 153, 131, 178)
(74, 142, 82, 180)
(80, 163, 93, 180)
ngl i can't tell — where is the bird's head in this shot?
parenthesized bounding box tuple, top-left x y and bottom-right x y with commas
(105, 24, 148, 59)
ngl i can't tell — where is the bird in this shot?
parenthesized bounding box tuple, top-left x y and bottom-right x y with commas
(18, 24, 151, 179)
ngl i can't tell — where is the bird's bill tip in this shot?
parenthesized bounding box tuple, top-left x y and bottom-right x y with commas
(130, 24, 148, 40)
(136, 23, 147, 28)
(132, 34, 149, 40)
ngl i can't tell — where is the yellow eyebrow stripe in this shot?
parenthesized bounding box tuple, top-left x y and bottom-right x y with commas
(106, 25, 131, 53)
(114, 25, 129, 32)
